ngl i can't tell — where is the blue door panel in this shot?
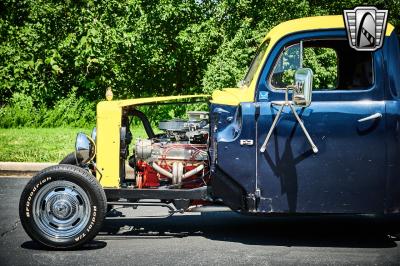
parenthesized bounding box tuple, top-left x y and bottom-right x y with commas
(257, 101, 386, 213)
(254, 29, 387, 213)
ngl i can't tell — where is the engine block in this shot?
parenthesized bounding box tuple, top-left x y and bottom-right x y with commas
(132, 111, 210, 189)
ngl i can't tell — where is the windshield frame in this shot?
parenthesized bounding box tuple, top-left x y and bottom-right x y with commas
(241, 39, 270, 87)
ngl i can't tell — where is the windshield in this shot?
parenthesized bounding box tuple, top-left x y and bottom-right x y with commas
(241, 39, 270, 87)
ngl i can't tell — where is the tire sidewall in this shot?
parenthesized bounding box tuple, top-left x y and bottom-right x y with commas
(19, 166, 106, 249)
(59, 152, 78, 165)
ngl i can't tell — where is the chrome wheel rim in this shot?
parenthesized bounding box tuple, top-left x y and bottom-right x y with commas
(32, 180, 91, 240)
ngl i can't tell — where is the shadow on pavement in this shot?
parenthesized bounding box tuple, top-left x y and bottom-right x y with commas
(99, 211, 400, 248)
(21, 240, 107, 251)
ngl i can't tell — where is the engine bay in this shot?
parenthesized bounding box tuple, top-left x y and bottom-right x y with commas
(127, 111, 210, 190)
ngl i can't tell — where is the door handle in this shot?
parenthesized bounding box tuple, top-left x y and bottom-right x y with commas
(358, 113, 382, 123)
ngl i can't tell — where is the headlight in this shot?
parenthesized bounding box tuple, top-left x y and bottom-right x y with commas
(91, 127, 97, 142)
(75, 133, 96, 164)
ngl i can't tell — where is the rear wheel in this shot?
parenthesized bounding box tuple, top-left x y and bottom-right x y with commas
(19, 164, 107, 249)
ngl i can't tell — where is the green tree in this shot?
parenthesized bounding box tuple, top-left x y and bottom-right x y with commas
(0, 0, 399, 127)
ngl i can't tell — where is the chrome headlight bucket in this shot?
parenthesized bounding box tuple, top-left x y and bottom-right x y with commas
(75, 133, 96, 164)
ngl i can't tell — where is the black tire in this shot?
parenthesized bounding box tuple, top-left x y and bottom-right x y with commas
(19, 164, 107, 249)
(59, 152, 79, 165)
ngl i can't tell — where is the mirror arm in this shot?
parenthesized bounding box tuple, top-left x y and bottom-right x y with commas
(259, 103, 285, 153)
(288, 104, 318, 153)
(260, 80, 318, 154)
(259, 97, 318, 154)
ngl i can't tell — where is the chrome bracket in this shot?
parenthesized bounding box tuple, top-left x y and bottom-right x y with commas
(260, 88, 318, 154)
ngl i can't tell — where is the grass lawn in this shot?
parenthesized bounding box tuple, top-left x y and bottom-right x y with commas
(0, 126, 149, 162)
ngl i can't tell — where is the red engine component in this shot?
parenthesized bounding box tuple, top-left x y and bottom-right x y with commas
(136, 161, 208, 188)
(135, 143, 209, 189)
(135, 160, 160, 188)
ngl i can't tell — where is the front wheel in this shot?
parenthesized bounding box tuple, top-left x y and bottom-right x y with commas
(59, 152, 81, 165)
(19, 164, 107, 249)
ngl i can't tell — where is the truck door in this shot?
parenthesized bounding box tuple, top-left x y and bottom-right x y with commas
(256, 33, 386, 213)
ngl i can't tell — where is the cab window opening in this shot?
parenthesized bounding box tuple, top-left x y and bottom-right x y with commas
(268, 38, 374, 91)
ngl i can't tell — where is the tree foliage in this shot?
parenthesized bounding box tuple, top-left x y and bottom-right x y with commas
(0, 0, 399, 126)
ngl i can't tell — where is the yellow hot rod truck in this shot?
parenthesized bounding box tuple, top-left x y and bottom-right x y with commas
(19, 15, 400, 249)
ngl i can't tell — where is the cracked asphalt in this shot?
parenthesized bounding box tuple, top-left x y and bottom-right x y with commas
(1, 177, 400, 266)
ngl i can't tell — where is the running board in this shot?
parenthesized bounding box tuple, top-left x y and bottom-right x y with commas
(104, 186, 210, 201)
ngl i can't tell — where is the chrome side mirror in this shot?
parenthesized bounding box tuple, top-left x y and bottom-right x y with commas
(292, 68, 313, 107)
(261, 67, 318, 154)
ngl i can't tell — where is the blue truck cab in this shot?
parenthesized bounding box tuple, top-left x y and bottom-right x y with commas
(210, 15, 400, 215)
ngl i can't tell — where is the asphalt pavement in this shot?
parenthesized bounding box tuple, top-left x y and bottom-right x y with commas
(1, 176, 400, 266)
